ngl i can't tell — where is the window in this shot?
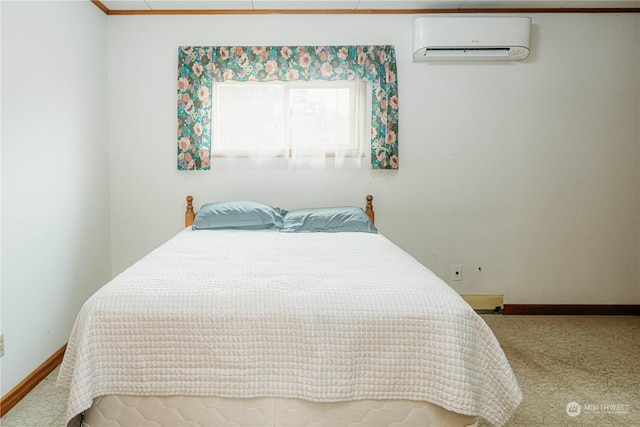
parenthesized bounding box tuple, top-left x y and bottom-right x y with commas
(177, 45, 399, 171)
(212, 79, 370, 169)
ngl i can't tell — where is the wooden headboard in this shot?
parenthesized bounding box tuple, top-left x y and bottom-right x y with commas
(185, 195, 375, 227)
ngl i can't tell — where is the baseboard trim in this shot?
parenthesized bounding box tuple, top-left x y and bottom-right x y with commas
(0, 344, 66, 417)
(503, 304, 640, 315)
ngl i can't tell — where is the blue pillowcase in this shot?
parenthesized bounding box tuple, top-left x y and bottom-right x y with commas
(280, 206, 377, 233)
(192, 201, 376, 233)
(192, 201, 286, 230)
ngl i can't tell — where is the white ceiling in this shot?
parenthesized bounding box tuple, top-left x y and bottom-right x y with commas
(99, 0, 640, 11)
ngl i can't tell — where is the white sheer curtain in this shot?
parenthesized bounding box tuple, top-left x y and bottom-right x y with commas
(212, 80, 370, 170)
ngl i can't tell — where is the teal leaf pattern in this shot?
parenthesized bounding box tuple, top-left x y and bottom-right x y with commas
(177, 46, 398, 170)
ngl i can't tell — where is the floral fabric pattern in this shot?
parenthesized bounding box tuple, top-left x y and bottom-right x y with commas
(177, 45, 398, 170)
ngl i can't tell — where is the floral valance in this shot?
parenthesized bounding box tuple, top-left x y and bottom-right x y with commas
(177, 45, 398, 170)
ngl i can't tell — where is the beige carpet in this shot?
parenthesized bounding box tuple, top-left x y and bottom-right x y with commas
(480, 314, 640, 426)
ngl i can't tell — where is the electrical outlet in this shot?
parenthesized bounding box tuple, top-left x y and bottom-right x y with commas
(451, 265, 463, 281)
(0, 334, 4, 358)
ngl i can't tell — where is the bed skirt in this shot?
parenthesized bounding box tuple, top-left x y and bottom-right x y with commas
(78, 395, 479, 427)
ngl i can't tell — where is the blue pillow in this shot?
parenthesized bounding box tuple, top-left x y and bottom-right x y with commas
(192, 201, 286, 230)
(280, 207, 377, 233)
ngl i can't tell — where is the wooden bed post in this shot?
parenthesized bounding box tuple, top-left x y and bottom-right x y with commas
(365, 195, 374, 225)
(185, 196, 195, 227)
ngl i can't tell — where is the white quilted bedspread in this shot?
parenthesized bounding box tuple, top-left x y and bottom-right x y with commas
(57, 229, 521, 426)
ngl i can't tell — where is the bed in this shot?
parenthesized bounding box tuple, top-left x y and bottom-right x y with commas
(57, 195, 521, 427)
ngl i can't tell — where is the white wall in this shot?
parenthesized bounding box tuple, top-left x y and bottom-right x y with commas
(0, 0, 3, 384)
(1, 1, 110, 395)
(108, 13, 640, 305)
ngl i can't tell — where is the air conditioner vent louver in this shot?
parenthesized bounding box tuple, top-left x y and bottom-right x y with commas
(426, 48, 511, 52)
(413, 17, 531, 62)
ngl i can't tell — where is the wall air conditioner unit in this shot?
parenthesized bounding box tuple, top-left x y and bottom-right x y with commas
(413, 16, 531, 61)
